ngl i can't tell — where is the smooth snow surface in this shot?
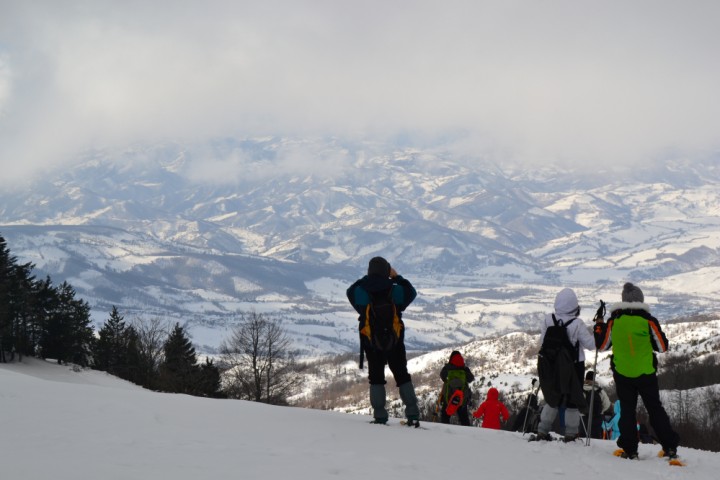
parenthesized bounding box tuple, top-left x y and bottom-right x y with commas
(1, 358, 717, 480)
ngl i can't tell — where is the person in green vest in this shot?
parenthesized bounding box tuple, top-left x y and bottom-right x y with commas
(594, 282, 680, 460)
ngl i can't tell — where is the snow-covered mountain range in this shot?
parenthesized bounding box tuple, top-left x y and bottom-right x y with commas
(2, 137, 720, 356)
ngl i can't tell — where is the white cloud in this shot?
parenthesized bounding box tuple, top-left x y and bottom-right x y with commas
(0, 54, 10, 113)
(2, 0, 720, 184)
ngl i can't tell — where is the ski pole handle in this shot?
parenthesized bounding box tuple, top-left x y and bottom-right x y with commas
(593, 300, 606, 323)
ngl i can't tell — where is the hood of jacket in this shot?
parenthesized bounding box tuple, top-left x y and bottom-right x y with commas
(609, 302, 651, 314)
(486, 387, 499, 401)
(554, 288, 580, 322)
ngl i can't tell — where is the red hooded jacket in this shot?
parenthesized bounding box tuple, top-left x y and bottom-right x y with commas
(472, 388, 510, 429)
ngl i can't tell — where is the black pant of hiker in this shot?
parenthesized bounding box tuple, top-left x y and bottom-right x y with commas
(364, 342, 412, 386)
(365, 343, 418, 422)
(614, 372, 679, 454)
(440, 403, 471, 426)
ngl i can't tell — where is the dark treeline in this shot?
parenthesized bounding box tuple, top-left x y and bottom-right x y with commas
(659, 353, 720, 390)
(1, 234, 308, 403)
(93, 307, 223, 397)
(0, 234, 222, 398)
(657, 353, 720, 452)
(0, 235, 94, 365)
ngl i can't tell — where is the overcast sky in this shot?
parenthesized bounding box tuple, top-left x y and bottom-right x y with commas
(1, 0, 719, 184)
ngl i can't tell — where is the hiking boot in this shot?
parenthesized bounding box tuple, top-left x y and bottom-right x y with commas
(370, 418, 387, 425)
(562, 435, 577, 443)
(663, 448, 678, 459)
(620, 451, 639, 460)
(528, 432, 551, 442)
(404, 419, 420, 428)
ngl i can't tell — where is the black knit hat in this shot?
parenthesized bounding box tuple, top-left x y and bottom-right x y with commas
(367, 256, 391, 277)
(622, 282, 644, 303)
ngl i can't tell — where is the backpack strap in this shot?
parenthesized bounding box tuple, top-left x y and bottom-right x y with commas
(552, 314, 575, 328)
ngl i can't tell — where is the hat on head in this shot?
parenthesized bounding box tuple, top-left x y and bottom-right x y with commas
(622, 282, 644, 303)
(449, 350, 465, 367)
(367, 256, 391, 277)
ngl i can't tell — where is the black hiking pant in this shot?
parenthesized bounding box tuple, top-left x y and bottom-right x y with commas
(614, 372, 679, 454)
(365, 342, 412, 386)
(440, 403, 471, 426)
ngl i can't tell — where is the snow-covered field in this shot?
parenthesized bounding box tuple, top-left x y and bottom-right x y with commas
(2, 358, 718, 480)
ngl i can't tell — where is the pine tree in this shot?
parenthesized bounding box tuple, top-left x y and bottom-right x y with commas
(159, 323, 198, 394)
(40, 282, 95, 366)
(123, 325, 148, 386)
(0, 235, 94, 364)
(11, 262, 37, 360)
(196, 357, 223, 398)
(0, 236, 18, 361)
(94, 306, 130, 377)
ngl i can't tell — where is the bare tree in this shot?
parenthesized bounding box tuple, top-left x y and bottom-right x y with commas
(220, 312, 304, 404)
(130, 316, 171, 389)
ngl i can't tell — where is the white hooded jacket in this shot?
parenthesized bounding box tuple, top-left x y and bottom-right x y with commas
(539, 288, 596, 363)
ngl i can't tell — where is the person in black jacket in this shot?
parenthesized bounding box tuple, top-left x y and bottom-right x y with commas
(347, 256, 420, 426)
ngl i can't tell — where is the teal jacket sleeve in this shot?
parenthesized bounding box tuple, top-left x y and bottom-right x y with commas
(391, 275, 416, 311)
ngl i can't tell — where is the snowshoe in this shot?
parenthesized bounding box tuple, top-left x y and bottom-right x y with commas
(445, 390, 464, 416)
(658, 449, 685, 466)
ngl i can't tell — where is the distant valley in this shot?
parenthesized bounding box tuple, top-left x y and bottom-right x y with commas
(2, 138, 719, 356)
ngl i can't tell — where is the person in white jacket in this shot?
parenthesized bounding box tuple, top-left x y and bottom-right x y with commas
(534, 288, 596, 442)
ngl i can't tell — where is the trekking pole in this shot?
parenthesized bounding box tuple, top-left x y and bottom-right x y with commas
(585, 300, 605, 447)
(579, 414, 588, 438)
(521, 378, 538, 436)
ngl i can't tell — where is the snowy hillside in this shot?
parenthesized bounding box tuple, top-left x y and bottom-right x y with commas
(2, 140, 720, 355)
(295, 316, 720, 425)
(1, 358, 718, 480)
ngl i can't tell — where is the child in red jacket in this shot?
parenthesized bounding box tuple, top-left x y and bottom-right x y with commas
(473, 387, 510, 429)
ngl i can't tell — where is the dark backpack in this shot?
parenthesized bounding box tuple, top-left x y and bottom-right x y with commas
(537, 315, 586, 409)
(540, 315, 578, 362)
(359, 289, 402, 353)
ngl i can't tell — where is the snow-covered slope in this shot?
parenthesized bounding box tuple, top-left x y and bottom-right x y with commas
(1, 357, 717, 480)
